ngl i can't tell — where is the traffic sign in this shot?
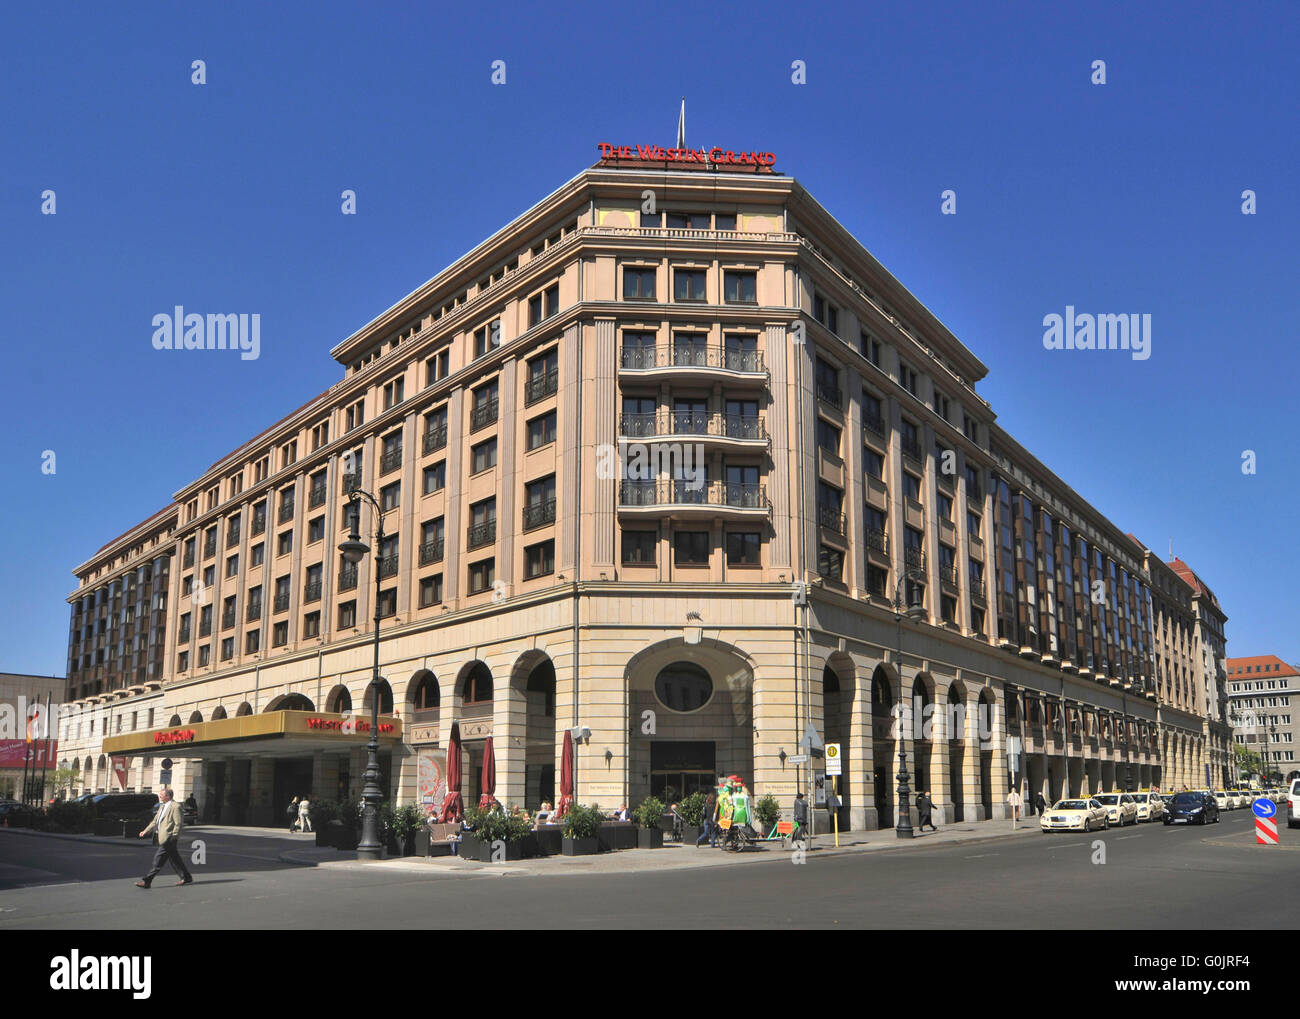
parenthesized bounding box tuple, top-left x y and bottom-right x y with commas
(1257, 815, 1278, 845)
(799, 723, 824, 752)
(161, 758, 174, 771)
(825, 742, 842, 777)
(1253, 798, 1277, 820)
(788, 754, 809, 765)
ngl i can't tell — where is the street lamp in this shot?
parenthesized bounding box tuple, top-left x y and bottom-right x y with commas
(892, 568, 927, 840)
(339, 489, 389, 860)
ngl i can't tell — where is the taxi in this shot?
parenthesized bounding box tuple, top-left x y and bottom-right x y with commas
(1092, 792, 1139, 826)
(1212, 790, 1230, 811)
(1040, 797, 1109, 833)
(1131, 790, 1164, 822)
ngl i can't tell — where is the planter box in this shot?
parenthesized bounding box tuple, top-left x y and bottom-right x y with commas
(637, 828, 664, 849)
(598, 821, 638, 852)
(682, 825, 703, 845)
(533, 827, 563, 856)
(412, 829, 431, 857)
(316, 829, 334, 849)
(562, 836, 599, 856)
(458, 833, 482, 860)
(477, 838, 527, 862)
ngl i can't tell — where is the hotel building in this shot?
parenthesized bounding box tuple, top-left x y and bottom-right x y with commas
(1226, 655, 1299, 784)
(58, 146, 1230, 827)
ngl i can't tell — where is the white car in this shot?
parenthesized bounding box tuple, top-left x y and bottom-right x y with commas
(1093, 793, 1139, 826)
(1212, 790, 1230, 810)
(1289, 779, 1300, 829)
(1041, 798, 1110, 833)
(1132, 792, 1164, 822)
(1229, 790, 1246, 809)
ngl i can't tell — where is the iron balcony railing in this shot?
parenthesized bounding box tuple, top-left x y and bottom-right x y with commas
(341, 472, 360, 495)
(863, 411, 886, 438)
(246, 601, 262, 622)
(227, 525, 241, 548)
(969, 576, 986, 599)
(278, 501, 295, 523)
(938, 562, 958, 586)
(303, 579, 322, 602)
(378, 555, 399, 580)
(309, 484, 327, 508)
(467, 520, 497, 550)
(203, 537, 217, 559)
(380, 447, 403, 475)
(817, 503, 845, 534)
(618, 480, 769, 511)
(221, 606, 236, 629)
(273, 593, 290, 613)
(904, 545, 926, 571)
(183, 549, 195, 568)
(864, 527, 888, 554)
(618, 412, 766, 441)
(419, 538, 445, 566)
(177, 625, 190, 643)
(523, 499, 557, 531)
(525, 367, 559, 404)
(470, 398, 499, 432)
(338, 562, 358, 591)
(423, 424, 448, 455)
(619, 344, 766, 374)
(816, 381, 843, 409)
(251, 511, 266, 536)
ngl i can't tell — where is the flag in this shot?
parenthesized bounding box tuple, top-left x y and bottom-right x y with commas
(26, 706, 40, 743)
(676, 97, 685, 149)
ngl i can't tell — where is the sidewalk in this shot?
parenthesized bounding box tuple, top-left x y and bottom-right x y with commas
(277, 814, 1050, 877)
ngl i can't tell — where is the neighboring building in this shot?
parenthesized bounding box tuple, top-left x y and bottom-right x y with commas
(1131, 539, 1230, 789)
(0, 672, 67, 801)
(1226, 655, 1299, 784)
(60, 145, 1225, 828)
(1168, 558, 1234, 788)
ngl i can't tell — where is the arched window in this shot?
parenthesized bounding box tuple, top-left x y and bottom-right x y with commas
(236, 702, 253, 717)
(211, 706, 228, 720)
(526, 660, 556, 717)
(822, 664, 840, 694)
(654, 662, 713, 712)
(188, 711, 203, 724)
(168, 714, 182, 727)
(330, 687, 353, 713)
(462, 664, 493, 705)
(412, 674, 439, 720)
(279, 694, 314, 712)
(364, 680, 393, 714)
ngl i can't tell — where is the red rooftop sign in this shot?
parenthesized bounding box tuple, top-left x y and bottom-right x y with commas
(597, 143, 775, 168)
(154, 729, 196, 745)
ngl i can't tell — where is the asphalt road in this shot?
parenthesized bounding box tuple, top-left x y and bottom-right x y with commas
(1, 810, 1293, 929)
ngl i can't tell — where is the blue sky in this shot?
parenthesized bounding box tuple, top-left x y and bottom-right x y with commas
(1, 0, 1296, 676)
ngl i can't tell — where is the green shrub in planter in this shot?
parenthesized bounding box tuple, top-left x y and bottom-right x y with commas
(390, 804, 424, 852)
(473, 809, 533, 844)
(755, 794, 780, 828)
(561, 804, 605, 840)
(634, 796, 666, 829)
(679, 791, 707, 826)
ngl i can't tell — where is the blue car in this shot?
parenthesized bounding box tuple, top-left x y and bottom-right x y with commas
(1163, 791, 1219, 825)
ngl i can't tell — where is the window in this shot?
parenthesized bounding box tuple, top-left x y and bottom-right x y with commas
(345, 399, 365, 432)
(473, 320, 501, 359)
(963, 412, 979, 443)
(723, 270, 756, 303)
(246, 629, 261, 654)
(666, 211, 711, 229)
(524, 475, 557, 530)
(311, 421, 330, 451)
(655, 662, 713, 712)
(419, 574, 444, 607)
(900, 418, 921, 460)
(468, 558, 495, 595)
(673, 267, 708, 302)
(528, 284, 559, 327)
(338, 601, 356, 629)
(903, 472, 922, 501)
(967, 511, 982, 541)
(862, 332, 882, 366)
(938, 493, 953, 521)
(303, 611, 321, 638)
(225, 554, 239, 579)
(221, 637, 234, 661)
(307, 516, 325, 544)
(715, 213, 736, 230)
(935, 391, 951, 422)
(380, 481, 401, 512)
(818, 544, 844, 581)
(526, 349, 559, 404)
(471, 380, 499, 431)
(462, 662, 494, 703)
(251, 544, 265, 568)
(383, 377, 405, 410)
(899, 362, 919, 396)
(674, 531, 710, 565)
(471, 438, 498, 474)
(376, 589, 396, 618)
(866, 564, 889, 598)
(726, 531, 761, 566)
(273, 621, 288, 647)
(277, 531, 293, 557)
(640, 210, 662, 227)
(281, 440, 297, 469)
(424, 349, 450, 387)
(423, 462, 446, 494)
(199, 645, 210, 667)
(816, 418, 841, 456)
(527, 410, 557, 450)
(525, 540, 555, 579)
(815, 357, 842, 408)
(622, 530, 656, 564)
(813, 292, 839, 334)
(865, 448, 885, 481)
(623, 265, 656, 300)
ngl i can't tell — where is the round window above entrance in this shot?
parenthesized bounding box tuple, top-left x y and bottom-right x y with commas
(654, 662, 713, 712)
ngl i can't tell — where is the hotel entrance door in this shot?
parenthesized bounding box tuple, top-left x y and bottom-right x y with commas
(650, 741, 716, 804)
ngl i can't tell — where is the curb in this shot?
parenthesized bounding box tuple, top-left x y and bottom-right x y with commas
(0, 828, 145, 848)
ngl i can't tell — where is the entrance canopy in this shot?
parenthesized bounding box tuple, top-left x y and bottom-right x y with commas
(102, 710, 403, 759)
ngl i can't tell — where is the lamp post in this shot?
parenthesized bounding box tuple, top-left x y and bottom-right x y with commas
(892, 567, 927, 840)
(338, 488, 389, 860)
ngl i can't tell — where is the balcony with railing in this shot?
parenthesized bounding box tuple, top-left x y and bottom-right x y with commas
(309, 483, 327, 508)
(274, 592, 290, 613)
(938, 562, 958, 587)
(221, 606, 236, 630)
(525, 367, 559, 405)
(816, 381, 843, 410)
(523, 499, 557, 531)
(178, 624, 191, 643)
(203, 536, 217, 559)
(467, 520, 497, 550)
(380, 447, 403, 475)
(618, 343, 767, 379)
(617, 411, 767, 446)
(470, 398, 499, 432)
(864, 527, 889, 555)
(378, 555, 399, 580)
(338, 562, 358, 591)
(903, 545, 926, 571)
(618, 480, 770, 516)
(252, 510, 266, 536)
(183, 548, 195, 568)
(863, 410, 886, 439)
(423, 424, 448, 456)
(246, 601, 262, 622)
(817, 502, 846, 535)
(900, 435, 923, 464)
(304, 579, 322, 603)
(419, 538, 445, 566)
(278, 500, 295, 524)
(227, 526, 240, 548)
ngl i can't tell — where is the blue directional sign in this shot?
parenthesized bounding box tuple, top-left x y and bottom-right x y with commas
(1253, 798, 1276, 819)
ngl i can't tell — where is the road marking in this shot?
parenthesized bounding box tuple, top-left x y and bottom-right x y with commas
(964, 853, 996, 859)
(1117, 835, 1141, 840)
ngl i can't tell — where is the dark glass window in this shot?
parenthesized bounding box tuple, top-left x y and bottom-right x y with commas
(623, 266, 657, 299)
(655, 662, 713, 712)
(726, 531, 761, 566)
(674, 531, 710, 564)
(622, 531, 656, 564)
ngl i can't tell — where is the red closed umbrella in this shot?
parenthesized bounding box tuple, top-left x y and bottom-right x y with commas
(478, 736, 497, 811)
(439, 721, 464, 823)
(556, 728, 574, 820)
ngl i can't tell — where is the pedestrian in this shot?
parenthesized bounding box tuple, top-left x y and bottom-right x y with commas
(696, 789, 716, 847)
(298, 793, 312, 833)
(917, 790, 938, 832)
(792, 791, 809, 845)
(286, 795, 300, 833)
(1035, 791, 1047, 816)
(135, 789, 193, 888)
(1006, 788, 1022, 821)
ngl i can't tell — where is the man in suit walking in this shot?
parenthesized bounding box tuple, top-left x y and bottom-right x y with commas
(136, 788, 193, 888)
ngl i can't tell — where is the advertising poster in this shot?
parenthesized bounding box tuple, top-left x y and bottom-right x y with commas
(418, 750, 447, 818)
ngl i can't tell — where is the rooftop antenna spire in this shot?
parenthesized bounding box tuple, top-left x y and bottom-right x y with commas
(1168, 537, 1173, 562)
(676, 96, 686, 150)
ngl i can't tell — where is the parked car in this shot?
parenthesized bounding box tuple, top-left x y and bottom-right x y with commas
(1132, 791, 1164, 823)
(0, 799, 36, 825)
(1288, 778, 1300, 829)
(89, 793, 159, 821)
(1093, 792, 1139, 826)
(1040, 798, 1110, 833)
(1212, 790, 1230, 811)
(1164, 791, 1219, 825)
